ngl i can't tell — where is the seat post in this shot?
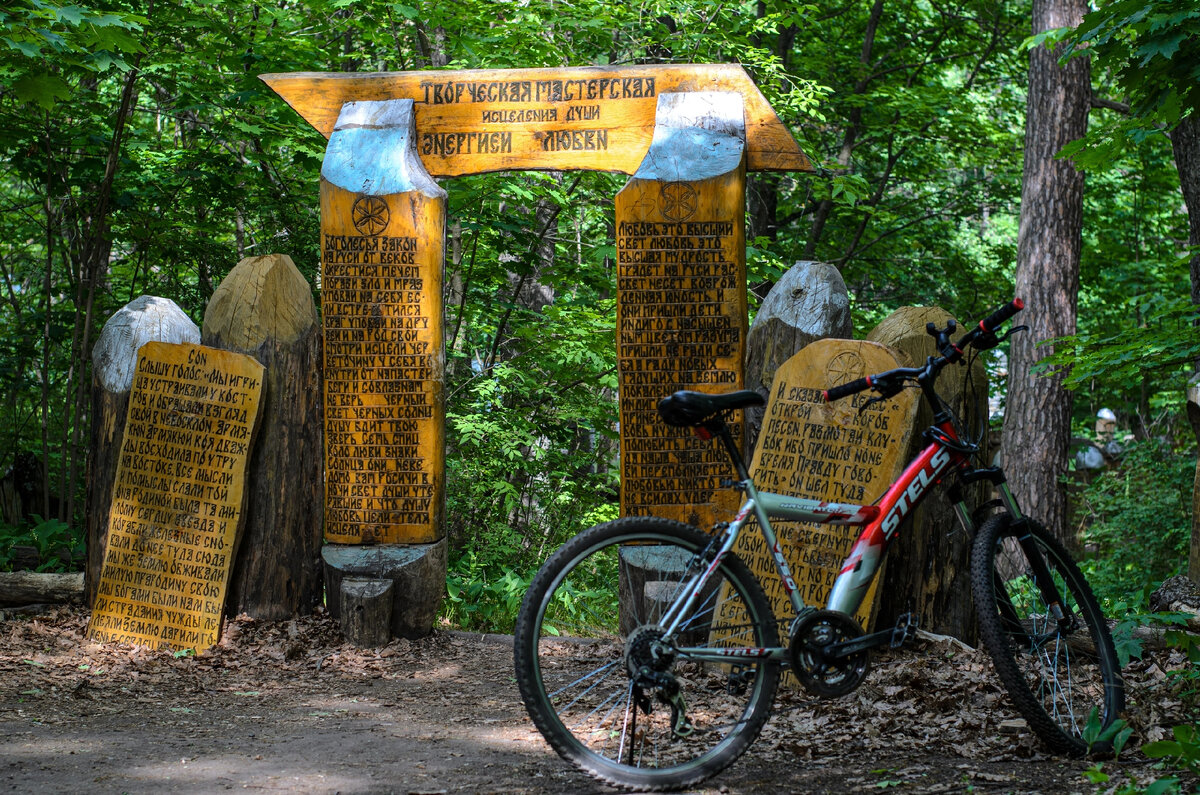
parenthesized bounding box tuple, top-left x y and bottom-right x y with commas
(708, 416, 751, 482)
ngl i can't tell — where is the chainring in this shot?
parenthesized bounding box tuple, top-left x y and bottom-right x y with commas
(789, 609, 871, 697)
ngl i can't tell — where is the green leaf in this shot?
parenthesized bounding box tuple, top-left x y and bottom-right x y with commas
(2, 37, 42, 57)
(13, 73, 72, 109)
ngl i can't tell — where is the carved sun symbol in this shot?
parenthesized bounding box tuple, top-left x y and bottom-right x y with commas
(659, 182, 698, 222)
(351, 196, 389, 236)
(826, 351, 865, 387)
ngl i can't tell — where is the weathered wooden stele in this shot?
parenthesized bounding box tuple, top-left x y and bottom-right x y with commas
(615, 91, 748, 530)
(86, 296, 200, 606)
(744, 261, 851, 457)
(730, 339, 920, 633)
(319, 98, 447, 643)
(202, 254, 324, 619)
(866, 307, 988, 642)
(87, 342, 264, 652)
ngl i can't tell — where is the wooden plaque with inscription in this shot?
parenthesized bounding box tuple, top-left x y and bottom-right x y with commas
(87, 342, 264, 652)
(320, 99, 446, 545)
(615, 92, 747, 530)
(262, 65, 813, 177)
(735, 339, 920, 629)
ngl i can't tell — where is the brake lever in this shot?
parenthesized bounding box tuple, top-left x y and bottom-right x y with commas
(997, 324, 1028, 344)
(858, 395, 888, 414)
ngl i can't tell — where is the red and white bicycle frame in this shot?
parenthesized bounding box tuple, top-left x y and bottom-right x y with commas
(657, 418, 1020, 662)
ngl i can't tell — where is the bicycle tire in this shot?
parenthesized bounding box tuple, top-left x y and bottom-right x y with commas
(971, 514, 1124, 755)
(513, 517, 780, 792)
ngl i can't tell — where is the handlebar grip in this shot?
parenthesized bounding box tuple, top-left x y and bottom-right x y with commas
(978, 298, 1024, 334)
(823, 377, 872, 402)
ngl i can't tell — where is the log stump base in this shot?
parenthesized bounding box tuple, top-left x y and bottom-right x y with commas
(322, 540, 447, 644)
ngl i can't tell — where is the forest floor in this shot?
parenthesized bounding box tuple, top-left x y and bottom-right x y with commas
(0, 607, 1194, 795)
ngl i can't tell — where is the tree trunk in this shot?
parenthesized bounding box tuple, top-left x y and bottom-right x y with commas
(1171, 113, 1200, 307)
(0, 571, 84, 607)
(1001, 0, 1090, 543)
(201, 254, 324, 620)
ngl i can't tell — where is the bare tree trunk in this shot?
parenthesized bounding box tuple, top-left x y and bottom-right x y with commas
(1171, 114, 1200, 308)
(1001, 0, 1090, 543)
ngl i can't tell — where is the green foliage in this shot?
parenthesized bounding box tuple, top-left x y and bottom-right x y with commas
(0, 514, 79, 573)
(1078, 438, 1195, 603)
(441, 550, 533, 633)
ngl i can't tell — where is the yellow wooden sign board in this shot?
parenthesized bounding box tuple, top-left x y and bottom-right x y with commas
(737, 339, 919, 630)
(87, 342, 264, 652)
(262, 65, 812, 176)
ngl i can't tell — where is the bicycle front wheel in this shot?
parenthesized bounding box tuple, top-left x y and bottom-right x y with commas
(513, 517, 780, 792)
(971, 514, 1124, 754)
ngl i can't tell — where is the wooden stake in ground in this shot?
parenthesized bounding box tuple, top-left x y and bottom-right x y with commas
(86, 296, 199, 606)
(202, 254, 323, 619)
(744, 261, 851, 457)
(614, 91, 748, 531)
(318, 98, 448, 643)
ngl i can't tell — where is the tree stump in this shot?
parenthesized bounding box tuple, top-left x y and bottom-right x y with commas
(202, 253, 324, 620)
(338, 578, 395, 647)
(321, 541, 447, 639)
(744, 261, 851, 456)
(866, 306, 989, 643)
(86, 296, 199, 606)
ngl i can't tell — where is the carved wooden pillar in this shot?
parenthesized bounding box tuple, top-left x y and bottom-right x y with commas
(202, 254, 324, 619)
(614, 91, 748, 531)
(867, 307, 988, 642)
(318, 98, 447, 642)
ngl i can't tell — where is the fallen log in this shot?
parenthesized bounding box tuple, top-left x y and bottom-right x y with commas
(0, 571, 84, 606)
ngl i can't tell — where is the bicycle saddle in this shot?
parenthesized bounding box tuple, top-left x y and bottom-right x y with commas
(657, 390, 765, 427)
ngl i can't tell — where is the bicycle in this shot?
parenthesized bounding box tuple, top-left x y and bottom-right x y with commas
(513, 299, 1125, 791)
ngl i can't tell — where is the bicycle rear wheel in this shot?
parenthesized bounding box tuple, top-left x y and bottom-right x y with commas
(971, 514, 1124, 754)
(513, 517, 780, 792)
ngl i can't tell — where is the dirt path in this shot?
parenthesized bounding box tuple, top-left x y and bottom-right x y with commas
(0, 608, 1186, 793)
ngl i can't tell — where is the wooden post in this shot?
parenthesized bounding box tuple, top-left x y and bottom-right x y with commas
(744, 261, 851, 457)
(321, 98, 446, 546)
(866, 307, 988, 642)
(614, 91, 748, 530)
(202, 253, 324, 619)
(86, 296, 199, 606)
(319, 98, 447, 642)
(338, 578, 394, 647)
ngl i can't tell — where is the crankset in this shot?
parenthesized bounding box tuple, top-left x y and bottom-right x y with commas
(789, 610, 871, 697)
(789, 611, 921, 697)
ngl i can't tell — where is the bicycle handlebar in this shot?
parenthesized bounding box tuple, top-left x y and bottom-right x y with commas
(822, 298, 1023, 403)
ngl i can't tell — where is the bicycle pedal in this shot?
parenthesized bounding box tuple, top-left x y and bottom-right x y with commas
(889, 613, 919, 649)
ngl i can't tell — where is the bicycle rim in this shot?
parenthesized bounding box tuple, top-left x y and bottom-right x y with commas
(514, 518, 780, 791)
(972, 515, 1124, 754)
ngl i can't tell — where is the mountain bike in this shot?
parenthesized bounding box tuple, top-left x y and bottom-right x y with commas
(513, 299, 1124, 792)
